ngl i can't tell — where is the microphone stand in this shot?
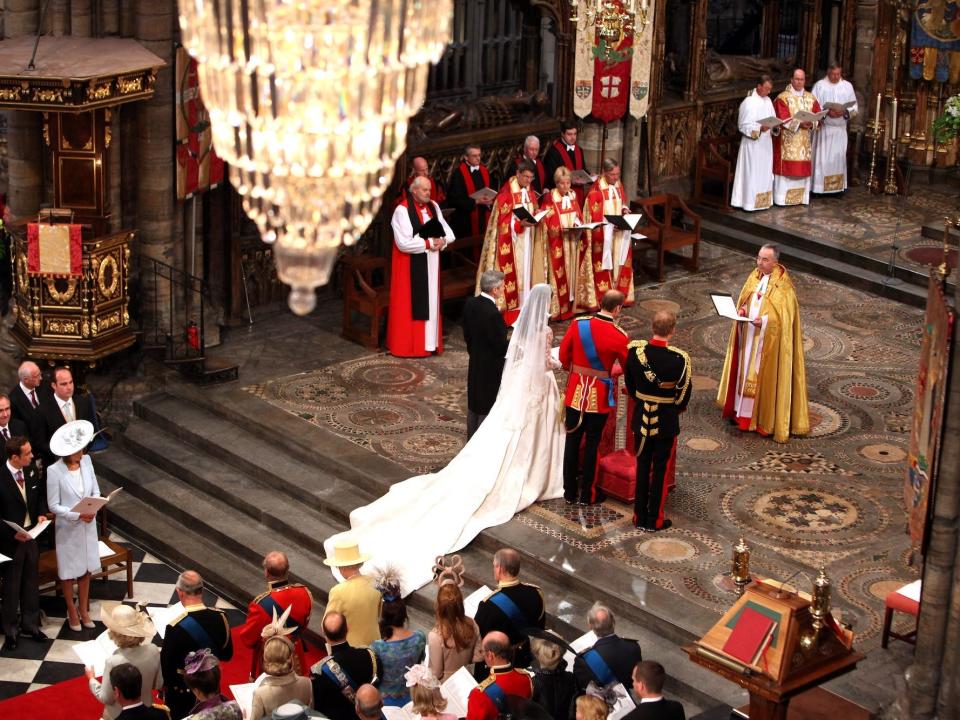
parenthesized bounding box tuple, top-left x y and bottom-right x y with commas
(882, 157, 912, 287)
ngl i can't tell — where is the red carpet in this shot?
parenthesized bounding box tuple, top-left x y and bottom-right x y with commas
(0, 628, 325, 720)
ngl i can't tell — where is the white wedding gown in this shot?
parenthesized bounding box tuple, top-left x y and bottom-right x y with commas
(324, 285, 565, 596)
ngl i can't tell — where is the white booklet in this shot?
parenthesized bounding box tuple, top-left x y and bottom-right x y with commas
(823, 100, 856, 112)
(147, 601, 186, 640)
(561, 630, 597, 671)
(569, 221, 605, 231)
(896, 579, 921, 603)
(710, 292, 750, 322)
(70, 487, 123, 514)
(463, 585, 492, 618)
(792, 109, 828, 123)
(469, 187, 498, 203)
(569, 169, 597, 185)
(382, 704, 419, 720)
(605, 213, 644, 232)
(4, 516, 50, 540)
(230, 673, 266, 719)
(73, 629, 118, 676)
(559, 631, 635, 720)
(758, 116, 786, 129)
(441, 666, 477, 718)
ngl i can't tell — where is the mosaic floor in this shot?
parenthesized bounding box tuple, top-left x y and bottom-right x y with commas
(246, 248, 924, 649)
(730, 184, 958, 275)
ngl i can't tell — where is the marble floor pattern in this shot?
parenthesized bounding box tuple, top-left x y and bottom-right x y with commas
(247, 245, 924, 650)
(0, 534, 242, 699)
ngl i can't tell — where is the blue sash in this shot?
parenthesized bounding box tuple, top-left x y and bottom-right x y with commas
(578, 320, 615, 406)
(489, 592, 529, 634)
(483, 681, 507, 711)
(179, 615, 214, 651)
(582, 648, 616, 686)
(257, 596, 302, 637)
(321, 660, 357, 693)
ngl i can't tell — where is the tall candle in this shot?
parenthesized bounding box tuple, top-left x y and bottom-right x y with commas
(874, 92, 881, 127)
(891, 98, 898, 141)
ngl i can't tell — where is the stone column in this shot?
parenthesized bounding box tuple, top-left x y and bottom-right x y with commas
(101, 0, 121, 36)
(135, 0, 181, 328)
(71, 0, 91, 37)
(49, 0, 68, 35)
(622, 115, 641, 199)
(4, 0, 40, 37)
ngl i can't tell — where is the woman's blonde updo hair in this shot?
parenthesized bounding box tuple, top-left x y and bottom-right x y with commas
(261, 635, 295, 676)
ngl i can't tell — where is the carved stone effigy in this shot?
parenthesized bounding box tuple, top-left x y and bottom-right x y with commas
(704, 51, 796, 89)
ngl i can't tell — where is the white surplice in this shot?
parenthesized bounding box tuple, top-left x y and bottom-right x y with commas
(812, 78, 857, 193)
(731, 90, 776, 211)
(324, 285, 565, 597)
(731, 273, 770, 422)
(598, 181, 630, 271)
(511, 186, 535, 305)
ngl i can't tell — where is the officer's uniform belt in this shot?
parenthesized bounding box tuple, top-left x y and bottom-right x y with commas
(572, 364, 610, 379)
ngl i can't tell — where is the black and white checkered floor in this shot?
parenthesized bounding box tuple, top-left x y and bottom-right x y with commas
(0, 534, 244, 700)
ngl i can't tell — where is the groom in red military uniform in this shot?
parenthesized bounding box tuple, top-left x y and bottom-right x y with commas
(559, 290, 629, 505)
(466, 631, 533, 720)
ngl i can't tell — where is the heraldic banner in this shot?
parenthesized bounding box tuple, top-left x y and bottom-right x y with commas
(910, 1, 960, 83)
(905, 276, 954, 558)
(27, 223, 82, 277)
(176, 46, 225, 201)
(629, 1, 655, 119)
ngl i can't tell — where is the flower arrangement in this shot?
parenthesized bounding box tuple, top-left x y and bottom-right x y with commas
(933, 94, 960, 143)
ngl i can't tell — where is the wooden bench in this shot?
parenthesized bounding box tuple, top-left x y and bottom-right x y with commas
(632, 193, 701, 282)
(341, 254, 390, 351)
(440, 233, 485, 302)
(694, 134, 741, 212)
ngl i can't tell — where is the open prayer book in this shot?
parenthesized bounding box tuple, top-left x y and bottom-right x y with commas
(758, 116, 786, 129)
(569, 169, 597, 185)
(4, 516, 50, 540)
(463, 585, 492, 618)
(72, 628, 118, 676)
(70, 487, 123, 514)
(604, 214, 643, 232)
(469, 187, 498, 203)
(710, 292, 751, 322)
(512, 207, 549, 224)
(568, 220, 605, 231)
(822, 100, 856, 112)
(792, 109, 828, 123)
(230, 673, 266, 719)
(560, 631, 636, 720)
(146, 601, 186, 640)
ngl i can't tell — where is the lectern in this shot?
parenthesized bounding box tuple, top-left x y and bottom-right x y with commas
(684, 581, 863, 720)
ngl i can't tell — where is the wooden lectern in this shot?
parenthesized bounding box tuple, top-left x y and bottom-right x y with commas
(684, 581, 863, 720)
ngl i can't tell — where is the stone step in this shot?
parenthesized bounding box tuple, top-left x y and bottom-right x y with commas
(700, 220, 929, 308)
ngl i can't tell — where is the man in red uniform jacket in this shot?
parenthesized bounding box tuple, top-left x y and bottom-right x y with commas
(466, 631, 533, 720)
(559, 290, 630, 505)
(237, 551, 313, 678)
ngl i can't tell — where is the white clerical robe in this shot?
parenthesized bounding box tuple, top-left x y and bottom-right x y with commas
(731, 90, 775, 211)
(732, 272, 770, 422)
(774, 88, 816, 206)
(598, 181, 630, 271)
(812, 78, 858, 193)
(510, 186, 538, 305)
(390, 202, 455, 352)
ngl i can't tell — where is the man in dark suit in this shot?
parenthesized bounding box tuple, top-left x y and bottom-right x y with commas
(446, 145, 494, 239)
(623, 661, 685, 720)
(9, 361, 49, 461)
(160, 570, 234, 720)
(474, 548, 545, 675)
(0, 436, 50, 650)
(111, 663, 168, 720)
(623, 311, 692, 531)
(311, 611, 383, 720)
(462, 270, 509, 439)
(39, 366, 95, 465)
(0, 394, 28, 444)
(573, 602, 642, 691)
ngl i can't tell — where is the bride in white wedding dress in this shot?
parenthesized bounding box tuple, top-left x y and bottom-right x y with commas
(324, 283, 565, 596)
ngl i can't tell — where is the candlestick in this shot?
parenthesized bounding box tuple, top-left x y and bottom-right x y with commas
(731, 537, 751, 598)
(891, 98, 898, 142)
(873, 92, 881, 128)
(884, 136, 899, 195)
(867, 123, 883, 193)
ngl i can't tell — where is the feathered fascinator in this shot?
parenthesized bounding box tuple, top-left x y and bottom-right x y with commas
(261, 604, 297, 648)
(585, 680, 627, 708)
(184, 648, 220, 675)
(375, 565, 403, 602)
(404, 663, 440, 689)
(432, 555, 464, 587)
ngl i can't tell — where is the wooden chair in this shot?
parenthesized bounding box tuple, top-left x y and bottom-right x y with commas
(632, 193, 701, 282)
(440, 234, 484, 302)
(341, 254, 390, 350)
(882, 580, 920, 648)
(694, 134, 740, 212)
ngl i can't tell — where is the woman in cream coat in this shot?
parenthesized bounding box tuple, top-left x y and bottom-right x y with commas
(46, 420, 102, 630)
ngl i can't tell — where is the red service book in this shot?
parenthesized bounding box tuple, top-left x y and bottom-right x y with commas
(722, 606, 777, 666)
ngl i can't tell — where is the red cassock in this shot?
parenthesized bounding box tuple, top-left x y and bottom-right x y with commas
(386, 196, 453, 357)
(772, 93, 822, 177)
(236, 580, 314, 677)
(558, 314, 629, 414)
(466, 666, 534, 720)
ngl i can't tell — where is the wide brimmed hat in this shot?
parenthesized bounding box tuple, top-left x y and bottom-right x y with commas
(49, 419, 95, 458)
(273, 700, 322, 719)
(100, 602, 156, 639)
(323, 539, 371, 567)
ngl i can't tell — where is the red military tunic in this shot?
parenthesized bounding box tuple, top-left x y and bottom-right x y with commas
(559, 314, 629, 414)
(237, 579, 314, 677)
(466, 665, 534, 720)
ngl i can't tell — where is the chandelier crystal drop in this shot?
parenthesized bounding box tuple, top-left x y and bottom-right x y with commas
(179, 1, 452, 314)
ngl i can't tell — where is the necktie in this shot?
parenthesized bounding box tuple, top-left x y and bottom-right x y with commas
(470, 166, 478, 173)
(15, 470, 24, 491)
(567, 145, 575, 152)
(29, 390, 37, 409)
(64, 401, 75, 422)
(2, 428, 8, 440)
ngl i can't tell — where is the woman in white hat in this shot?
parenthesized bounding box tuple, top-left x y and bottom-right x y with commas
(85, 603, 162, 719)
(46, 419, 102, 630)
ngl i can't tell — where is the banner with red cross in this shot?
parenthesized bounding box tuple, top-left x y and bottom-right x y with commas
(572, 0, 636, 122)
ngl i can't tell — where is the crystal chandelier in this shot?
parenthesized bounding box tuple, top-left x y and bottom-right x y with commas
(179, 1, 452, 314)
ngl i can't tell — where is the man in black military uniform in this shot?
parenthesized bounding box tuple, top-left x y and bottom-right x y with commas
(573, 602, 641, 691)
(474, 548, 544, 676)
(311, 611, 382, 720)
(624, 311, 692, 532)
(160, 571, 234, 720)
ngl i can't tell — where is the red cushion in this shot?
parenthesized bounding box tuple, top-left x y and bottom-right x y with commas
(885, 591, 920, 616)
(598, 449, 636, 502)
